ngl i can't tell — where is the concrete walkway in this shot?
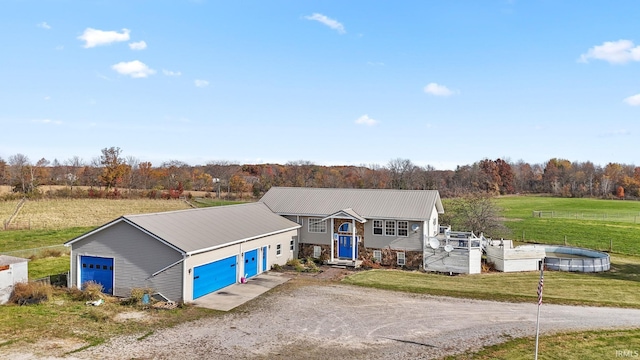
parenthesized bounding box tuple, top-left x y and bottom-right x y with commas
(191, 272, 290, 311)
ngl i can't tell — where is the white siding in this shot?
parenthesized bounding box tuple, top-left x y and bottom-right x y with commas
(0, 261, 28, 305)
(182, 229, 297, 302)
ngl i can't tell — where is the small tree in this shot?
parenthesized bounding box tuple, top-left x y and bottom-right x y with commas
(616, 186, 625, 199)
(441, 194, 510, 238)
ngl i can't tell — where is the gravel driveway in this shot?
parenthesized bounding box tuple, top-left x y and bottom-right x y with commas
(61, 282, 640, 359)
(4, 280, 640, 359)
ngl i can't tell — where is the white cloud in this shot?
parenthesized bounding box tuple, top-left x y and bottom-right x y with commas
(111, 60, 156, 78)
(423, 82, 454, 96)
(128, 40, 147, 50)
(33, 119, 62, 125)
(624, 93, 640, 106)
(355, 114, 379, 126)
(78, 28, 130, 48)
(44, 96, 51, 101)
(163, 69, 182, 77)
(37, 22, 51, 30)
(579, 40, 640, 64)
(304, 13, 345, 34)
(194, 79, 209, 87)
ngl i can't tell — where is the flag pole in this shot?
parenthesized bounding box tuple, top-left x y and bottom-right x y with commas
(534, 267, 544, 360)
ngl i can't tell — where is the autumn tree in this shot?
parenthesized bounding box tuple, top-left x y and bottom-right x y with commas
(99, 147, 128, 190)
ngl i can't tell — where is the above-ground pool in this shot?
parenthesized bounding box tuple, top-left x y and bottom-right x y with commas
(542, 245, 610, 272)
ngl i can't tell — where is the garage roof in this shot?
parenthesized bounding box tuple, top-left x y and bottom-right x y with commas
(260, 187, 444, 221)
(66, 202, 300, 255)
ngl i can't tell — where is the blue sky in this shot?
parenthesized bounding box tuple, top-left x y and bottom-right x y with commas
(2, 0, 639, 170)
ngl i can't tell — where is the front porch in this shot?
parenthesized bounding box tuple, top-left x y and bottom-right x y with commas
(325, 258, 363, 268)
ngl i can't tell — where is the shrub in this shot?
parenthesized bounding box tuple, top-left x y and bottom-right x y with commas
(360, 258, 382, 270)
(10, 281, 53, 305)
(68, 281, 104, 301)
(40, 248, 63, 258)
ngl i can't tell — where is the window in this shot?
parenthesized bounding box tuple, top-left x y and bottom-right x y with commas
(290, 238, 295, 251)
(373, 220, 383, 235)
(276, 243, 282, 256)
(397, 252, 406, 266)
(308, 218, 327, 233)
(373, 250, 382, 263)
(338, 222, 351, 233)
(385, 220, 396, 236)
(398, 221, 408, 237)
(313, 246, 322, 258)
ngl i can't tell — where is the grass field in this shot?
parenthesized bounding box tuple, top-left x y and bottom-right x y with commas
(493, 196, 640, 255)
(447, 328, 640, 360)
(343, 254, 640, 308)
(6, 198, 192, 230)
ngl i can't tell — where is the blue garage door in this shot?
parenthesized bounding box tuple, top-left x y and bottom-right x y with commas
(193, 256, 237, 299)
(244, 249, 258, 279)
(80, 256, 114, 295)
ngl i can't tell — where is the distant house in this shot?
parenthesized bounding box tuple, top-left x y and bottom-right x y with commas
(0, 255, 29, 305)
(259, 187, 444, 268)
(65, 203, 300, 303)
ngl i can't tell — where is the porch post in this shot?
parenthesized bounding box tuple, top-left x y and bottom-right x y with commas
(330, 217, 334, 262)
(351, 219, 356, 261)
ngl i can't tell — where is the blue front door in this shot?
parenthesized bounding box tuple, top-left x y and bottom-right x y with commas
(244, 249, 258, 278)
(338, 235, 357, 258)
(80, 256, 114, 295)
(262, 246, 267, 272)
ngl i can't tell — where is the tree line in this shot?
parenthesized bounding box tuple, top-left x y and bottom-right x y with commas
(0, 147, 639, 200)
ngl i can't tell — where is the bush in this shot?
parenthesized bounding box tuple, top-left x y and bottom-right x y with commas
(68, 281, 104, 301)
(360, 258, 382, 270)
(10, 282, 53, 305)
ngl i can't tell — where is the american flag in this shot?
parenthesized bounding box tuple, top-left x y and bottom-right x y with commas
(537, 270, 544, 305)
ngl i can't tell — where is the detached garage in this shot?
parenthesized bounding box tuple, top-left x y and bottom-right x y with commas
(65, 202, 300, 303)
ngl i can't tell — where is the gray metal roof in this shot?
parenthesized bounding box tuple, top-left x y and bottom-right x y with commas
(67, 202, 300, 255)
(260, 187, 444, 221)
(0, 255, 29, 266)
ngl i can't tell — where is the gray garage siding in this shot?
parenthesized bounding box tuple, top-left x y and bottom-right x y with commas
(70, 221, 183, 299)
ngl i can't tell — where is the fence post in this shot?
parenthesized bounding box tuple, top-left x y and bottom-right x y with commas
(522, 230, 525, 242)
(610, 239, 613, 252)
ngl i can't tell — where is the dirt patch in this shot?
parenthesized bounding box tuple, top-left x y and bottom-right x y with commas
(113, 311, 149, 322)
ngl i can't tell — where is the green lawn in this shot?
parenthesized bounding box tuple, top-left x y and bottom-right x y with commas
(343, 255, 640, 308)
(0, 227, 91, 253)
(28, 255, 70, 279)
(447, 329, 640, 360)
(492, 196, 640, 255)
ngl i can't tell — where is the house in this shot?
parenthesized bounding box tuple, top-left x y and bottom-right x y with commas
(64, 202, 300, 303)
(259, 187, 444, 269)
(0, 255, 29, 305)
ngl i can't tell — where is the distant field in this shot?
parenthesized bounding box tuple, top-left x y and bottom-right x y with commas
(4, 198, 192, 230)
(0, 199, 21, 222)
(493, 196, 640, 255)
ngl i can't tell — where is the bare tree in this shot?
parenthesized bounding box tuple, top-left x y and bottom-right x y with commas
(65, 156, 84, 191)
(441, 194, 509, 238)
(8, 153, 31, 193)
